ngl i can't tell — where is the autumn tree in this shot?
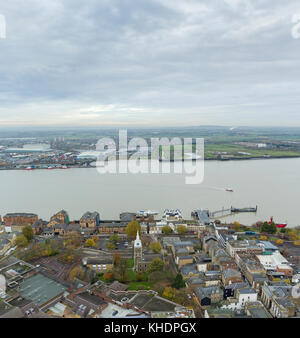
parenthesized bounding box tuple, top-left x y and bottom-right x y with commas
(85, 238, 96, 248)
(162, 287, 176, 301)
(177, 225, 187, 235)
(69, 266, 84, 282)
(16, 235, 28, 248)
(63, 233, 83, 249)
(115, 258, 129, 282)
(147, 258, 164, 273)
(126, 220, 141, 239)
(106, 242, 116, 250)
(233, 222, 241, 232)
(109, 234, 120, 244)
(276, 239, 283, 245)
(22, 226, 34, 241)
(103, 272, 114, 282)
(148, 271, 165, 283)
(162, 225, 172, 235)
(149, 241, 162, 253)
(113, 252, 121, 266)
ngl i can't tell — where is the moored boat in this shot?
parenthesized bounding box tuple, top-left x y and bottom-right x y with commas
(268, 217, 287, 228)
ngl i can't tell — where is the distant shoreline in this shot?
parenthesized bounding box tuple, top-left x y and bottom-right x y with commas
(0, 155, 300, 171)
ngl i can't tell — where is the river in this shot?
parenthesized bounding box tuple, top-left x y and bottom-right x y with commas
(0, 158, 299, 227)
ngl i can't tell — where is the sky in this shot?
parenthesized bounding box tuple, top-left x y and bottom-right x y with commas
(0, 0, 300, 127)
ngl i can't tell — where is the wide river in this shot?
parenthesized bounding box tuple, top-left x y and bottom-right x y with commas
(0, 158, 299, 227)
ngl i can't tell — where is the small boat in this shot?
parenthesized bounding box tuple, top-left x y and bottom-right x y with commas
(47, 166, 54, 170)
(25, 166, 33, 170)
(60, 166, 68, 169)
(268, 217, 287, 228)
(225, 188, 233, 192)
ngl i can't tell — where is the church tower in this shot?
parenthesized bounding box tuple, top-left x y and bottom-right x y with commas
(133, 231, 142, 271)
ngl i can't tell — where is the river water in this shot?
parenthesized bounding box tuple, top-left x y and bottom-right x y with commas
(0, 158, 299, 227)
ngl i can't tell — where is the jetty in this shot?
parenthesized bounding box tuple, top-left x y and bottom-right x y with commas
(193, 206, 258, 220)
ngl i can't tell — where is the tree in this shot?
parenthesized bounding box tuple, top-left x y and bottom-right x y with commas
(136, 272, 144, 282)
(59, 248, 76, 264)
(69, 266, 84, 282)
(113, 252, 121, 266)
(233, 221, 241, 232)
(177, 225, 187, 235)
(276, 239, 283, 245)
(92, 235, 98, 242)
(162, 225, 172, 235)
(261, 221, 277, 234)
(85, 238, 96, 248)
(147, 258, 164, 273)
(106, 242, 116, 250)
(16, 235, 28, 248)
(115, 258, 129, 282)
(173, 273, 185, 289)
(148, 271, 165, 283)
(103, 272, 114, 282)
(162, 287, 176, 301)
(63, 233, 83, 249)
(22, 226, 34, 241)
(149, 241, 162, 253)
(260, 235, 267, 241)
(109, 234, 119, 244)
(126, 220, 141, 239)
(294, 241, 300, 246)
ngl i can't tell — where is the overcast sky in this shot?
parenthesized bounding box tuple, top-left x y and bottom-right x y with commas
(0, 0, 300, 127)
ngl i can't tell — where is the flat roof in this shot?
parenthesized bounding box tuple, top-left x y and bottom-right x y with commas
(19, 274, 68, 306)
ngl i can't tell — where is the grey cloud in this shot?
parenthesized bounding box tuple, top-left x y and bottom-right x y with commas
(0, 0, 300, 126)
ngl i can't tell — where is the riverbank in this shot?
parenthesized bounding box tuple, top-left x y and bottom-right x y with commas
(1, 154, 300, 171)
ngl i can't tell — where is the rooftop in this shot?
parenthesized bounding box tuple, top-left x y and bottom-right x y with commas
(19, 273, 68, 306)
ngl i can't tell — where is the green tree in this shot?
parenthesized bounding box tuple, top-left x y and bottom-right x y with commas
(147, 258, 164, 273)
(261, 221, 277, 234)
(16, 235, 28, 248)
(173, 273, 185, 289)
(126, 220, 141, 239)
(177, 225, 187, 235)
(162, 225, 172, 235)
(22, 226, 34, 241)
(149, 241, 162, 253)
(109, 234, 120, 244)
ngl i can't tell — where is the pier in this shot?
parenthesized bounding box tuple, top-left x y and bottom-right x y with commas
(192, 206, 258, 219)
